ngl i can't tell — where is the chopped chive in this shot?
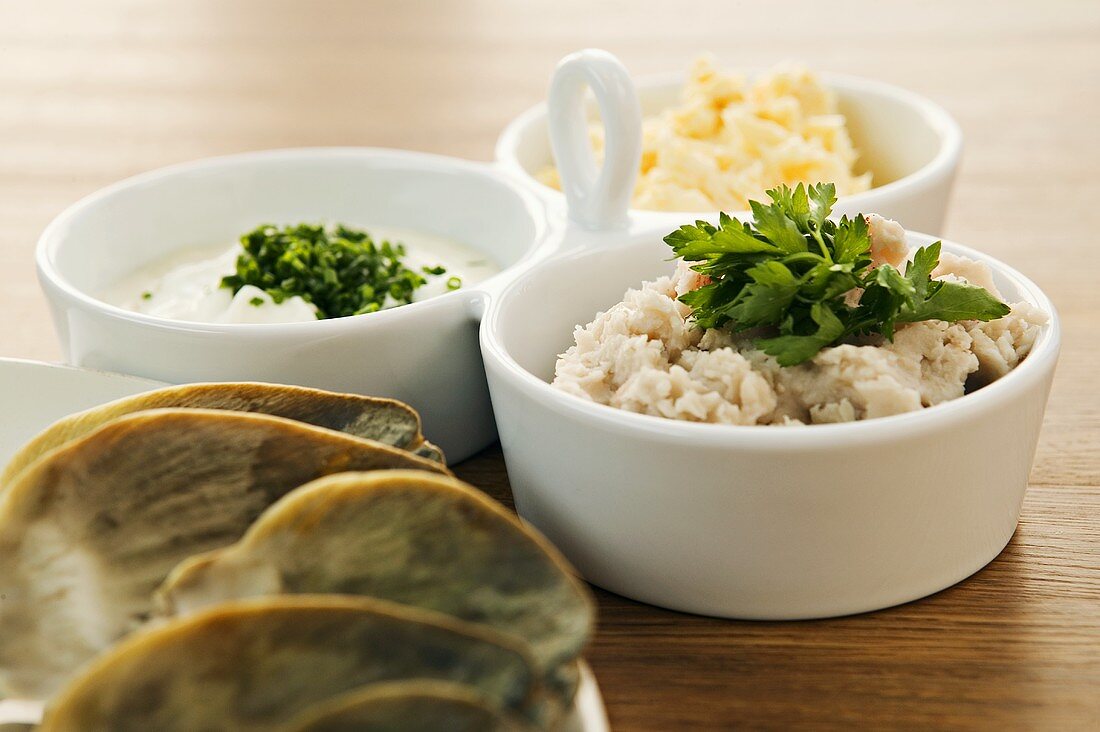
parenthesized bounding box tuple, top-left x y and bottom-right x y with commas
(221, 223, 453, 319)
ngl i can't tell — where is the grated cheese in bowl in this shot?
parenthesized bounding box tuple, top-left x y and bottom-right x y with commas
(538, 56, 873, 212)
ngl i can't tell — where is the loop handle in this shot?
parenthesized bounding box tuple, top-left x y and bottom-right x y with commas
(548, 49, 642, 230)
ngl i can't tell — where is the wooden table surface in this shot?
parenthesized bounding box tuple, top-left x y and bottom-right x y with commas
(2, 1, 1098, 728)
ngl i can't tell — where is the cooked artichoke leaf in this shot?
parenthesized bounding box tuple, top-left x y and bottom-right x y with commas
(40, 597, 537, 732)
(0, 409, 448, 699)
(282, 680, 532, 732)
(157, 470, 594, 680)
(0, 382, 441, 489)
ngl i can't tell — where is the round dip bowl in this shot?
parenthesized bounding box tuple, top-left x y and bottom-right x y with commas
(480, 231, 1060, 619)
(497, 49, 963, 234)
(37, 148, 550, 462)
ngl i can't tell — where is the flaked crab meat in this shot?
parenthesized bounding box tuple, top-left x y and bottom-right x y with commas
(933, 251, 1002, 299)
(553, 239, 1045, 426)
(966, 302, 1049, 384)
(865, 213, 908, 269)
(672, 259, 712, 297)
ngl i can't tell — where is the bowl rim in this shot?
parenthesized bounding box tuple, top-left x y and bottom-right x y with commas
(495, 68, 964, 215)
(36, 146, 552, 335)
(480, 231, 1061, 449)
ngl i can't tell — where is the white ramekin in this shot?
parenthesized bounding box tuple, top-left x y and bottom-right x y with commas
(36, 148, 555, 462)
(479, 231, 1060, 620)
(496, 50, 963, 234)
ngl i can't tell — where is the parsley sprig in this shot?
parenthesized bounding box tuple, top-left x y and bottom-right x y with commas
(665, 183, 1010, 366)
(221, 223, 458, 319)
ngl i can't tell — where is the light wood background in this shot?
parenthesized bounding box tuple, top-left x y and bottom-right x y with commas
(2, 1, 1098, 729)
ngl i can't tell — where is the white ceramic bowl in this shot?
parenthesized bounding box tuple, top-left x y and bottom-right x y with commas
(37, 148, 553, 462)
(480, 231, 1060, 619)
(497, 50, 963, 234)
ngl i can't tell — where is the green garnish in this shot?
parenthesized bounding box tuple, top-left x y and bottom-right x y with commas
(446, 276, 462, 291)
(665, 183, 1010, 366)
(221, 224, 450, 319)
(249, 296, 265, 307)
(141, 291, 153, 300)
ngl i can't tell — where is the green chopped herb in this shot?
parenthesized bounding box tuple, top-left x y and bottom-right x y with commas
(141, 291, 153, 300)
(446, 276, 463, 291)
(249, 296, 265, 307)
(220, 223, 449, 319)
(665, 183, 1010, 366)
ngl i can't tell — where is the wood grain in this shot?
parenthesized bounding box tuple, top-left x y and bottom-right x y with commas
(2, 1, 1098, 728)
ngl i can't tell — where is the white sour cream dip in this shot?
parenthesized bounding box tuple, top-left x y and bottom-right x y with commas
(100, 227, 500, 324)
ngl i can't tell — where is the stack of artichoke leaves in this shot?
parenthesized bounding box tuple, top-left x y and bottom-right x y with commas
(0, 383, 594, 731)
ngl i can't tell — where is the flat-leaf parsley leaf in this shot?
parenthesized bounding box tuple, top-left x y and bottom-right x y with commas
(664, 183, 1010, 366)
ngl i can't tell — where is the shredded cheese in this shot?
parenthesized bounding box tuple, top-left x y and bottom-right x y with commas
(538, 56, 872, 212)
